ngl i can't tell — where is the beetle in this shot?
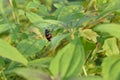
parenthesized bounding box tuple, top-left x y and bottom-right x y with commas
(45, 29, 52, 41)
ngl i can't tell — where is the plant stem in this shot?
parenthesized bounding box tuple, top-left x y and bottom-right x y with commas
(9, 0, 20, 24)
(82, 66, 87, 76)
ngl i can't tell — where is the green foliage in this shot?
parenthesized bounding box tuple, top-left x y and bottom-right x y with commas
(102, 38, 119, 56)
(80, 76, 102, 80)
(68, 76, 102, 80)
(102, 56, 120, 80)
(50, 38, 85, 79)
(10, 68, 52, 80)
(0, 0, 120, 80)
(94, 24, 120, 38)
(97, 0, 120, 19)
(0, 24, 10, 34)
(51, 33, 69, 49)
(26, 12, 43, 23)
(17, 39, 46, 56)
(0, 39, 27, 65)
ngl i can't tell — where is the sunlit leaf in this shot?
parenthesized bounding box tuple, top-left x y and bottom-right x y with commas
(28, 57, 52, 68)
(81, 76, 102, 80)
(102, 38, 119, 56)
(38, 5, 49, 16)
(102, 56, 120, 80)
(57, 5, 82, 22)
(0, 39, 28, 65)
(51, 33, 69, 49)
(68, 76, 102, 80)
(26, 12, 43, 23)
(0, 24, 10, 33)
(26, 1, 39, 9)
(11, 68, 52, 80)
(29, 27, 43, 39)
(80, 29, 99, 43)
(97, 0, 120, 19)
(17, 39, 46, 56)
(94, 24, 120, 39)
(49, 38, 85, 79)
(43, 20, 65, 27)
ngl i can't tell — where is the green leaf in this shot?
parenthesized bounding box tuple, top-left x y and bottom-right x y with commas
(17, 39, 46, 56)
(57, 5, 82, 22)
(97, 0, 120, 19)
(68, 76, 102, 80)
(0, 58, 5, 69)
(43, 20, 65, 27)
(26, 12, 43, 23)
(94, 24, 120, 39)
(34, 19, 64, 29)
(28, 57, 52, 68)
(51, 34, 69, 49)
(102, 56, 120, 80)
(81, 38, 96, 55)
(0, 39, 28, 65)
(102, 38, 119, 56)
(29, 57, 52, 64)
(38, 5, 49, 16)
(75, 16, 95, 27)
(26, 1, 49, 16)
(81, 76, 102, 80)
(0, 24, 10, 33)
(10, 0, 17, 8)
(49, 38, 85, 79)
(26, 1, 39, 9)
(11, 68, 52, 80)
(80, 29, 99, 43)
